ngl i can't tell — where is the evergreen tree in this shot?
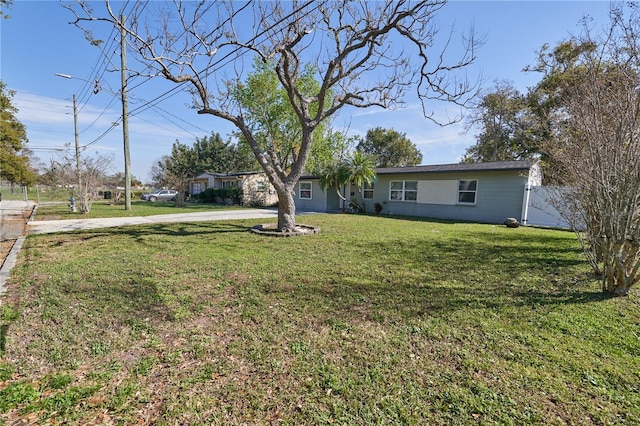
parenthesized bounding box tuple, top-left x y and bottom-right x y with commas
(356, 127, 422, 167)
(0, 81, 35, 185)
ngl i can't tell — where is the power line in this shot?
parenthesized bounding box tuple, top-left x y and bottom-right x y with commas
(26, 146, 69, 152)
(17, 98, 67, 108)
(206, 1, 319, 74)
(78, 97, 119, 135)
(75, 34, 118, 110)
(55, 2, 321, 153)
(148, 104, 210, 134)
(117, 1, 319, 120)
(17, 105, 70, 115)
(134, 114, 199, 139)
(126, 82, 188, 117)
(81, 121, 121, 150)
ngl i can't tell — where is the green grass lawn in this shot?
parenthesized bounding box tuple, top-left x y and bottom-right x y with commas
(1, 214, 638, 424)
(33, 199, 244, 220)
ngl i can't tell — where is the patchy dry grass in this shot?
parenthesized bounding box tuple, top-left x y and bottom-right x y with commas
(1, 214, 639, 425)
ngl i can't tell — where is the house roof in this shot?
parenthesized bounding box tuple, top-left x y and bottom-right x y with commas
(299, 160, 536, 180)
(197, 161, 536, 181)
(375, 160, 536, 175)
(193, 171, 263, 180)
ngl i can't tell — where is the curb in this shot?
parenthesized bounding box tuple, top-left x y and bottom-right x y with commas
(0, 236, 26, 302)
(0, 203, 36, 305)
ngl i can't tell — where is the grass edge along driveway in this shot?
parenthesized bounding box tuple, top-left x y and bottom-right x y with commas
(1, 214, 639, 425)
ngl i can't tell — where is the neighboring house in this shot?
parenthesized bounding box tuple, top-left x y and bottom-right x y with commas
(190, 171, 278, 206)
(296, 160, 542, 224)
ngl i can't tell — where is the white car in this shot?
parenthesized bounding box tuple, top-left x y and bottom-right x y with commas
(140, 189, 178, 202)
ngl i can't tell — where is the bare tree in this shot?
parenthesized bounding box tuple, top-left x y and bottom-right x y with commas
(76, 153, 113, 213)
(546, 6, 640, 295)
(40, 152, 113, 213)
(67, 0, 478, 231)
(148, 156, 171, 189)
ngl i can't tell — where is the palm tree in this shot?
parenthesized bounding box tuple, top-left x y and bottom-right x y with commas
(348, 151, 377, 190)
(319, 151, 377, 212)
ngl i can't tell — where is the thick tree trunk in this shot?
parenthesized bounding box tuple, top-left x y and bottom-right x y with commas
(603, 267, 632, 296)
(601, 239, 639, 296)
(275, 185, 297, 232)
(79, 192, 91, 214)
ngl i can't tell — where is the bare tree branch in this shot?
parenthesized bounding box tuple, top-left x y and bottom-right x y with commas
(66, 0, 479, 231)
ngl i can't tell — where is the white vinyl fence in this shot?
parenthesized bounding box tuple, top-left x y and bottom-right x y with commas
(521, 185, 573, 229)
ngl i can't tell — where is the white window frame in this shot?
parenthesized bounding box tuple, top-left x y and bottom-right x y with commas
(457, 180, 477, 205)
(362, 181, 374, 199)
(389, 180, 418, 201)
(256, 180, 266, 192)
(299, 181, 312, 200)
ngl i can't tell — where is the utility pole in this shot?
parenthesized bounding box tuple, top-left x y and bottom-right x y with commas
(72, 94, 82, 208)
(121, 14, 132, 210)
(54, 74, 83, 211)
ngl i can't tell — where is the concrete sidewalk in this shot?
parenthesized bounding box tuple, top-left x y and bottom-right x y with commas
(1, 199, 37, 299)
(0, 199, 35, 239)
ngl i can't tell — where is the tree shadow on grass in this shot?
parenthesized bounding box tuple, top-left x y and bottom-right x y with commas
(19, 221, 258, 336)
(313, 275, 608, 323)
(0, 324, 9, 352)
(113, 221, 255, 243)
(298, 227, 606, 321)
(42, 221, 255, 249)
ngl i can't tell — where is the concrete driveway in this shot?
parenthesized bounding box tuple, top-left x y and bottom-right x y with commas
(28, 208, 280, 234)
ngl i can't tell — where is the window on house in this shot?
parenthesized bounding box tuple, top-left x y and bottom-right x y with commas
(299, 181, 312, 199)
(222, 180, 237, 188)
(458, 180, 477, 204)
(389, 180, 418, 201)
(363, 181, 374, 199)
(256, 181, 266, 192)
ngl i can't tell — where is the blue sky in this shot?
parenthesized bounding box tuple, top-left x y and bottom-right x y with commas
(1, 1, 612, 182)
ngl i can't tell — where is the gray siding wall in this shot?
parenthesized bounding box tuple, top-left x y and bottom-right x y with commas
(295, 179, 328, 212)
(326, 186, 342, 211)
(354, 170, 528, 224)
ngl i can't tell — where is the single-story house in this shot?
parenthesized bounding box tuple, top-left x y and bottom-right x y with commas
(190, 171, 278, 206)
(192, 160, 542, 225)
(295, 160, 542, 224)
